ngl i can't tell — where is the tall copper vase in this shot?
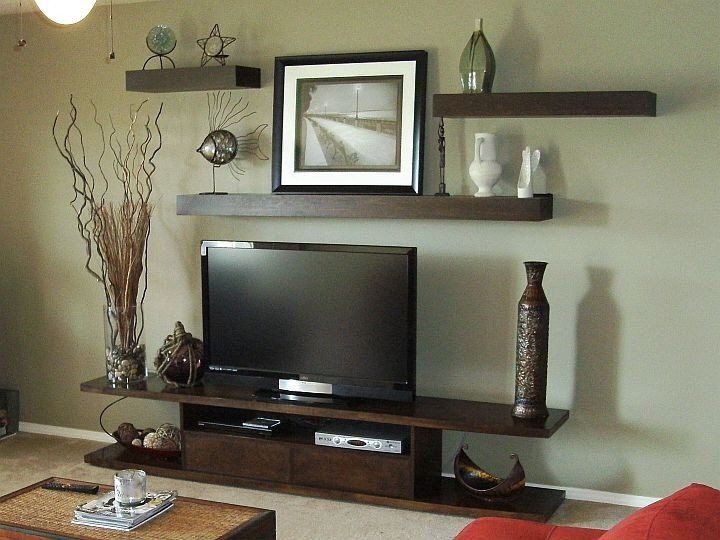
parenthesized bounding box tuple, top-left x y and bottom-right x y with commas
(512, 262, 550, 419)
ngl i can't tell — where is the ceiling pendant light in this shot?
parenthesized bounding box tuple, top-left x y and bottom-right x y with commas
(34, 0, 96, 25)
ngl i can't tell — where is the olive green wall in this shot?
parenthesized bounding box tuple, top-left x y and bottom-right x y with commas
(1, 0, 718, 498)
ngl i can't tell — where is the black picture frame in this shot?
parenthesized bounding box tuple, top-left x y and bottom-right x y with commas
(272, 50, 427, 195)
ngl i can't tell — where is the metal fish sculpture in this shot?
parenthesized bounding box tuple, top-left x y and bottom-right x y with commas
(197, 129, 238, 166)
(197, 91, 268, 193)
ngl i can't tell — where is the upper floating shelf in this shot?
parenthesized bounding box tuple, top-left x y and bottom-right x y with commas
(176, 193, 553, 221)
(433, 91, 657, 118)
(126, 65, 261, 93)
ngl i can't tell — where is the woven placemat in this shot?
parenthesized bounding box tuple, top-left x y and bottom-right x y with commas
(0, 482, 268, 539)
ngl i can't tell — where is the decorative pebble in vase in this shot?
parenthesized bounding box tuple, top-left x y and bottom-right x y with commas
(459, 18, 496, 93)
(512, 262, 550, 420)
(104, 304, 147, 386)
(468, 133, 502, 197)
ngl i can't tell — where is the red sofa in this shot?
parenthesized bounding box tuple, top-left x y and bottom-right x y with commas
(455, 483, 720, 539)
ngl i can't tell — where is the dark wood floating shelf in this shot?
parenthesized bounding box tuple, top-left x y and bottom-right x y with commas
(81, 376, 569, 521)
(126, 65, 261, 93)
(81, 375, 569, 437)
(433, 91, 657, 118)
(176, 193, 553, 221)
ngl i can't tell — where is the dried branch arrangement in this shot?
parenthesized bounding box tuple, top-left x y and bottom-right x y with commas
(52, 96, 163, 384)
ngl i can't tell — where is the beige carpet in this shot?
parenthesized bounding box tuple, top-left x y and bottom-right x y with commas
(0, 433, 635, 539)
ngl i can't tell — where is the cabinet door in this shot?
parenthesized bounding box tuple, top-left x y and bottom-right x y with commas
(291, 445, 414, 499)
(183, 431, 291, 483)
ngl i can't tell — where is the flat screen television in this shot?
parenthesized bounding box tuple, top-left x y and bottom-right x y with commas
(201, 241, 417, 402)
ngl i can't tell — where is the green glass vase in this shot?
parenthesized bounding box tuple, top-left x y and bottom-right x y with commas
(459, 18, 496, 93)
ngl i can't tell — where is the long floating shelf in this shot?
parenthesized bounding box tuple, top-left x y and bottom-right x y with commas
(433, 91, 657, 118)
(81, 375, 569, 438)
(176, 193, 553, 221)
(126, 65, 261, 93)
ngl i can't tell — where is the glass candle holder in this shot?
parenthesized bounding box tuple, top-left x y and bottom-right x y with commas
(114, 469, 147, 507)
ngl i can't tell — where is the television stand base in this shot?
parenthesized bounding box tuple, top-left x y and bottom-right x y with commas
(81, 374, 570, 521)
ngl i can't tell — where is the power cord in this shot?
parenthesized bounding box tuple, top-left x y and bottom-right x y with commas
(98, 396, 127, 438)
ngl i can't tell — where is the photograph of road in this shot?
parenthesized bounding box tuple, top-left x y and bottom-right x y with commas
(295, 76, 402, 171)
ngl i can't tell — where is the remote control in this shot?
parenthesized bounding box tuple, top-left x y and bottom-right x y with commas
(41, 482, 99, 494)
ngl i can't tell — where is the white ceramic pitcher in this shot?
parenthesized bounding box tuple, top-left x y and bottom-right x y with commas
(468, 133, 502, 197)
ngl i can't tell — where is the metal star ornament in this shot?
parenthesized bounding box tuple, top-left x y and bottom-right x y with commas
(197, 24, 236, 67)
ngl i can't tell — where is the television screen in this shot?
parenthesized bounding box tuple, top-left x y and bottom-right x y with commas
(201, 241, 416, 401)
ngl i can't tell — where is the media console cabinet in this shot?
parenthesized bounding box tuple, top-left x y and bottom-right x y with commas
(81, 375, 569, 521)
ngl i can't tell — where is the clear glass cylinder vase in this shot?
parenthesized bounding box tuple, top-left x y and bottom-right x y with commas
(104, 304, 147, 385)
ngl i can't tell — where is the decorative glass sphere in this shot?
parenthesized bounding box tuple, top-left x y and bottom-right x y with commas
(204, 36, 224, 56)
(146, 25, 177, 55)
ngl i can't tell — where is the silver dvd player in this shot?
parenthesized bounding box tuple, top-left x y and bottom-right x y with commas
(314, 422, 407, 454)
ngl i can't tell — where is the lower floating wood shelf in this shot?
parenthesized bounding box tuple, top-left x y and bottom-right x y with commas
(176, 193, 553, 221)
(84, 444, 564, 521)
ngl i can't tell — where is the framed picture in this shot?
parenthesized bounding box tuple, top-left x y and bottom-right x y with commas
(272, 50, 427, 194)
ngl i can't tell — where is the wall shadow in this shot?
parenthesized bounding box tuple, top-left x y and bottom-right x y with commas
(416, 254, 518, 403)
(552, 199, 610, 226)
(574, 266, 621, 422)
(656, 84, 719, 116)
(493, 6, 541, 91)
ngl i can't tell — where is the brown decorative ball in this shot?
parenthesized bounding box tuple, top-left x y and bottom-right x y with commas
(116, 422, 139, 444)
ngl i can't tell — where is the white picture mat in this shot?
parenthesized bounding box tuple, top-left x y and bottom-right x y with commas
(281, 60, 418, 187)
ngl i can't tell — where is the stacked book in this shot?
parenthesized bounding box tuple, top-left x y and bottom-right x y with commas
(72, 490, 177, 531)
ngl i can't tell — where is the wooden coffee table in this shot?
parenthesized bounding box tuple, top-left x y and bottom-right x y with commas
(0, 477, 275, 539)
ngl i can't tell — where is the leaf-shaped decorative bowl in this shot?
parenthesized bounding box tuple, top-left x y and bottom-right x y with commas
(453, 448, 525, 501)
